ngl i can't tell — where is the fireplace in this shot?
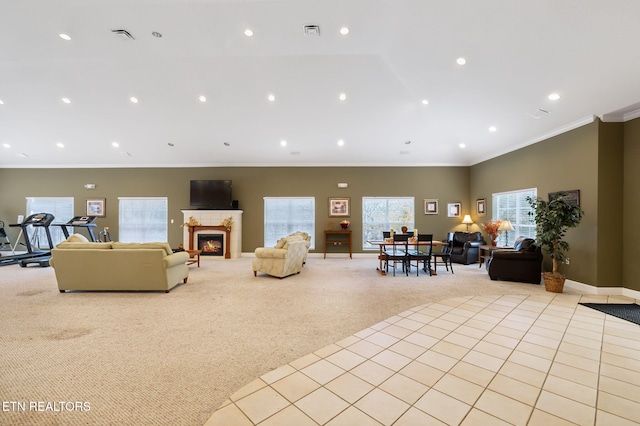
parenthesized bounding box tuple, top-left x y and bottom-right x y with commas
(197, 234, 224, 256)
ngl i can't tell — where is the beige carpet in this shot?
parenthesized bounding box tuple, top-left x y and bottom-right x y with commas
(0, 255, 552, 425)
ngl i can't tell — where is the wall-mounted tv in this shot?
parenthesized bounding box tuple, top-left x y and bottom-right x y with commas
(190, 180, 232, 209)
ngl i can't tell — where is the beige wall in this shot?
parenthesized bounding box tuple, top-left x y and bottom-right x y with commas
(0, 166, 470, 253)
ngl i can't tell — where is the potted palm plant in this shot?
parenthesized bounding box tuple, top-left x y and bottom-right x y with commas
(526, 193, 583, 292)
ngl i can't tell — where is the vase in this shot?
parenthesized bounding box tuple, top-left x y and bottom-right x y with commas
(491, 239, 497, 246)
(340, 223, 349, 230)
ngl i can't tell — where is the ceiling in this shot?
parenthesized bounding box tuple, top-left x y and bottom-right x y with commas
(2, 0, 640, 169)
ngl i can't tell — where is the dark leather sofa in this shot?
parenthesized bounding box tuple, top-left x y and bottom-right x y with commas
(487, 236, 543, 284)
(450, 232, 485, 265)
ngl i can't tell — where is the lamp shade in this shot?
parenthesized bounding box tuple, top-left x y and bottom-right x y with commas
(462, 215, 473, 224)
(498, 219, 514, 231)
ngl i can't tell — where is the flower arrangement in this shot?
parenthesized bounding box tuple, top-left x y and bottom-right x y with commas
(340, 219, 350, 229)
(482, 219, 502, 245)
(220, 216, 234, 231)
(181, 215, 201, 227)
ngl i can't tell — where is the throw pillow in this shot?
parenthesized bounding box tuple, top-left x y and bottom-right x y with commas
(67, 233, 89, 243)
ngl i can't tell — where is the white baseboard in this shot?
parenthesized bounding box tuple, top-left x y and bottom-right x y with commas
(564, 279, 640, 299)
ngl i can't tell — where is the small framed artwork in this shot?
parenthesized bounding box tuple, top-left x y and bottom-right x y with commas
(424, 199, 439, 215)
(447, 202, 461, 218)
(476, 198, 487, 217)
(329, 197, 350, 217)
(549, 190, 580, 206)
(86, 198, 106, 217)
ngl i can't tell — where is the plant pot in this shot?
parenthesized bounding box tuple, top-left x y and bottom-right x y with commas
(543, 272, 565, 293)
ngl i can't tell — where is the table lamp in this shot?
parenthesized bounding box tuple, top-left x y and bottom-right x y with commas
(462, 215, 473, 232)
(498, 219, 515, 246)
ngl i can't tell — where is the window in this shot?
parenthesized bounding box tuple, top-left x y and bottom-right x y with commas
(362, 197, 414, 250)
(492, 188, 537, 245)
(25, 197, 74, 246)
(263, 197, 315, 249)
(118, 197, 168, 242)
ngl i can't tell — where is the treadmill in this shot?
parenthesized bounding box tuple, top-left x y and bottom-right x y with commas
(0, 213, 55, 267)
(52, 216, 98, 242)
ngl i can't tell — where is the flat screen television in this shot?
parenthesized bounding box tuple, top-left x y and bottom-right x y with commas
(190, 180, 232, 209)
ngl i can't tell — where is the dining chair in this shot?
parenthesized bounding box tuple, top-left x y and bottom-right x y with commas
(409, 234, 433, 276)
(384, 233, 409, 276)
(432, 238, 454, 274)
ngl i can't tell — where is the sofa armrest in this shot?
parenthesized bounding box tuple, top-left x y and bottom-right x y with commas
(164, 251, 190, 267)
(254, 247, 288, 259)
(467, 241, 483, 249)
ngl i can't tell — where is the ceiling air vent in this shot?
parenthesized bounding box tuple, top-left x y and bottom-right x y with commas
(111, 29, 135, 40)
(526, 108, 550, 119)
(303, 25, 320, 36)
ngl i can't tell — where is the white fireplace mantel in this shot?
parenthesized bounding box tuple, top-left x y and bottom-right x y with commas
(181, 210, 243, 259)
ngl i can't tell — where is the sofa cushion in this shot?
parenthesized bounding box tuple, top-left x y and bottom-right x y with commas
(55, 241, 113, 250)
(67, 233, 89, 242)
(112, 242, 173, 255)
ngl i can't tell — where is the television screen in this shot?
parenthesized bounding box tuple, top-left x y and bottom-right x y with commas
(190, 180, 232, 209)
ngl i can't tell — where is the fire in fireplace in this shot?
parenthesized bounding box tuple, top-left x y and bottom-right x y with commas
(197, 234, 224, 256)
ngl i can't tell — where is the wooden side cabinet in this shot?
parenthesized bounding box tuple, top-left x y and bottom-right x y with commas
(324, 230, 352, 259)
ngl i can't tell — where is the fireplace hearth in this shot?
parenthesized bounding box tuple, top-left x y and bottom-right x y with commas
(197, 234, 224, 256)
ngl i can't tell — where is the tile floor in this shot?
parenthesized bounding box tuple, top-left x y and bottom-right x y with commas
(205, 294, 640, 425)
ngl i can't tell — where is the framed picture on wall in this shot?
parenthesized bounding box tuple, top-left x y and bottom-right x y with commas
(447, 202, 461, 218)
(86, 198, 106, 217)
(476, 198, 486, 217)
(424, 199, 439, 215)
(329, 197, 350, 217)
(548, 190, 580, 206)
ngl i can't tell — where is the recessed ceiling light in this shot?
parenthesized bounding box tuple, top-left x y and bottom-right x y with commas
(167, 142, 174, 147)
(244, 29, 254, 37)
(224, 142, 230, 146)
(489, 126, 497, 132)
(112, 142, 120, 148)
(456, 57, 467, 65)
(130, 97, 138, 103)
(59, 33, 71, 41)
(338, 93, 347, 101)
(337, 139, 344, 146)
(459, 143, 466, 148)
(198, 95, 207, 102)
(2, 143, 10, 148)
(280, 140, 287, 147)
(56, 142, 65, 148)
(62, 97, 71, 104)
(404, 140, 411, 145)
(267, 94, 276, 102)
(152, 32, 162, 38)
(548, 93, 560, 101)
(421, 99, 429, 105)
(339, 27, 350, 35)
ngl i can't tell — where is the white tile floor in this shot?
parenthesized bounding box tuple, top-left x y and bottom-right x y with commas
(205, 294, 640, 425)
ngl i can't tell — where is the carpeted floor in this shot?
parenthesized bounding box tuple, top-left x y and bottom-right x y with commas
(579, 303, 640, 325)
(0, 254, 556, 425)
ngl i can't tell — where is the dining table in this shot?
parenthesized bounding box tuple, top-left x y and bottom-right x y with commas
(367, 239, 446, 276)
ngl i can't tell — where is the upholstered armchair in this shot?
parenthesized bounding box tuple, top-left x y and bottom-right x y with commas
(449, 231, 486, 265)
(487, 236, 543, 284)
(252, 232, 310, 278)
